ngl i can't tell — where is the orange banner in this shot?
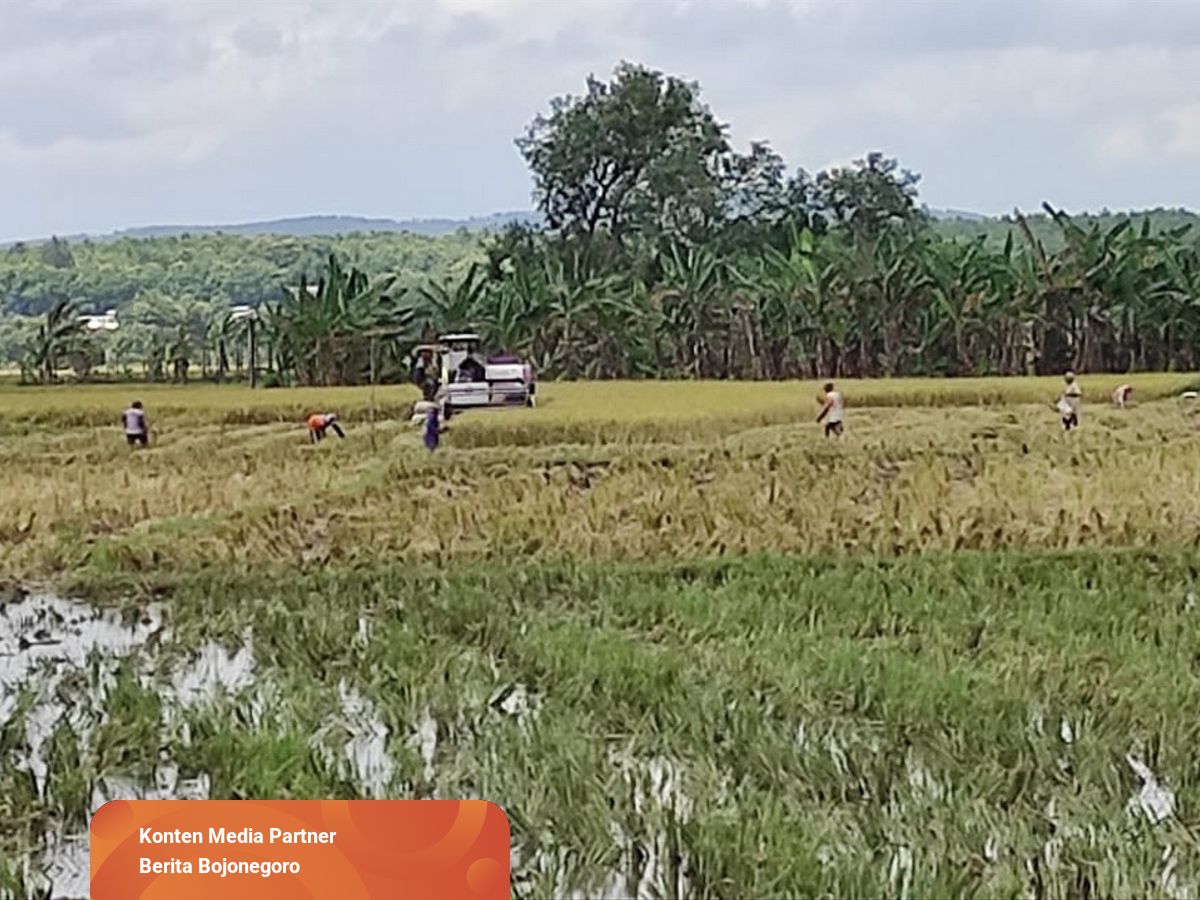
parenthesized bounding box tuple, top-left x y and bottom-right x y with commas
(90, 799, 510, 900)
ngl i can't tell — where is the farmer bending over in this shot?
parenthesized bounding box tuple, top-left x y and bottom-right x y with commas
(816, 382, 844, 437)
(1112, 383, 1133, 408)
(307, 412, 345, 443)
(122, 400, 150, 447)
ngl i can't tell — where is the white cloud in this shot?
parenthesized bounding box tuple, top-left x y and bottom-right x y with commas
(1163, 104, 1200, 156)
(2, 0, 1200, 237)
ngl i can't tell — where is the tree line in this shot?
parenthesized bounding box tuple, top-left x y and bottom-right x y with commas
(470, 63, 1200, 380)
(6, 62, 1200, 384)
(0, 231, 480, 382)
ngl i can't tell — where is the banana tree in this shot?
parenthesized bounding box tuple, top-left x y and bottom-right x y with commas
(481, 255, 554, 361)
(414, 264, 488, 339)
(24, 298, 83, 383)
(734, 227, 844, 378)
(271, 254, 405, 385)
(654, 242, 726, 378)
(538, 250, 625, 378)
(922, 237, 1009, 374)
(1160, 237, 1200, 370)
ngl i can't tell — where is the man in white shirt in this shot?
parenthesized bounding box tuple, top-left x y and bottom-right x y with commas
(121, 400, 149, 447)
(1112, 384, 1133, 408)
(1059, 371, 1082, 431)
(816, 382, 844, 437)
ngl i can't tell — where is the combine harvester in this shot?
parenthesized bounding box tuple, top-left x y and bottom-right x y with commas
(428, 333, 536, 416)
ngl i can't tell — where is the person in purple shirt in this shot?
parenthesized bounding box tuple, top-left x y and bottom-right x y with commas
(423, 405, 441, 451)
(122, 400, 149, 447)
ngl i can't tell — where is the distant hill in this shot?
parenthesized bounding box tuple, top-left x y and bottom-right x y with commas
(926, 207, 988, 222)
(107, 208, 988, 238)
(3, 212, 541, 246)
(111, 211, 540, 240)
(8, 206, 1198, 249)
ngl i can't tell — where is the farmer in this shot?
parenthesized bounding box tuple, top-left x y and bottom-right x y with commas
(1112, 383, 1134, 408)
(121, 400, 150, 447)
(423, 403, 441, 451)
(410, 379, 442, 427)
(306, 412, 345, 443)
(816, 382, 844, 437)
(410, 347, 437, 391)
(1058, 371, 1082, 430)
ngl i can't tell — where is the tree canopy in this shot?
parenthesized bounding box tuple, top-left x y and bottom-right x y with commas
(517, 63, 731, 246)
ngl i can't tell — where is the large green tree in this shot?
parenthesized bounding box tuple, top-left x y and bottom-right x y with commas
(517, 62, 731, 247)
(814, 152, 925, 239)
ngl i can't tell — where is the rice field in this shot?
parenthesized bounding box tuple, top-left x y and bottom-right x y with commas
(3, 375, 1200, 898)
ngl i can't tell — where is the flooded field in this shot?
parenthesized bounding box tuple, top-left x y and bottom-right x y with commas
(1, 591, 218, 896)
(5, 552, 1200, 898)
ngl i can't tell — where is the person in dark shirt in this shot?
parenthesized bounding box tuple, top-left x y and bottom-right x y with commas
(410, 348, 437, 389)
(424, 405, 441, 451)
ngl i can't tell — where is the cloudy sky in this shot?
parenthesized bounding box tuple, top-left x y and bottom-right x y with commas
(4, 0, 1200, 240)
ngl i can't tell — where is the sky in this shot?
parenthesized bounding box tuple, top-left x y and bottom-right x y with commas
(4, 0, 1200, 241)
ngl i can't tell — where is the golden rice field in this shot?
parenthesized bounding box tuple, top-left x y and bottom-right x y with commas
(0, 373, 1197, 579)
(0, 371, 1189, 428)
(4, 375, 1200, 898)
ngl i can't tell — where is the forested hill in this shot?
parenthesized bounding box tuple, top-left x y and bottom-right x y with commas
(3, 212, 538, 245)
(0, 231, 485, 318)
(930, 207, 1200, 249)
(4, 206, 1195, 321)
(111, 211, 538, 240)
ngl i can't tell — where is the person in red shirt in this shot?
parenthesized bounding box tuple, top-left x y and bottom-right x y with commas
(306, 412, 345, 443)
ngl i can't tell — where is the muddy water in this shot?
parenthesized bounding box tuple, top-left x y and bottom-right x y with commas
(0, 593, 164, 797)
(171, 635, 256, 707)
(22, 770, 214, 899)
(0, 593, 230, 898)
(336, 679, 395, 799)
(5, 593, 691, 899)
(4, 592, 455, 896)
(509, 752, 694, 900)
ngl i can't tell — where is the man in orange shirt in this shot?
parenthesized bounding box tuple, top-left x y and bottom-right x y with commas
(307, 412, 345, 443)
